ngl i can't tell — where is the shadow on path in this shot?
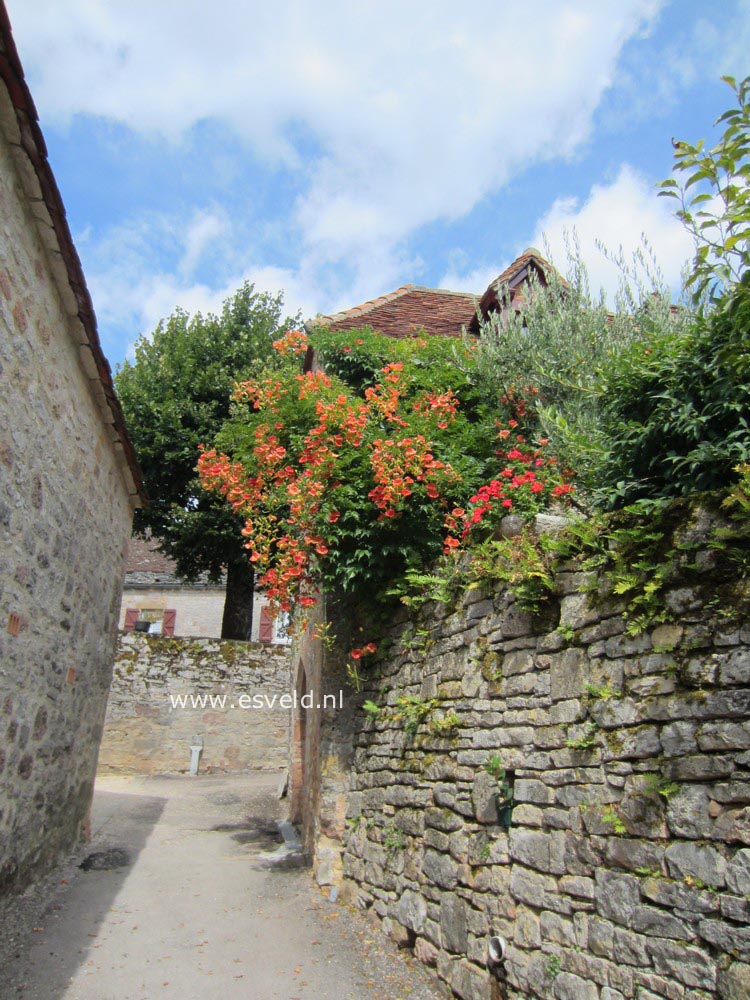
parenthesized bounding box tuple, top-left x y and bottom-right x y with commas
(1, 785, 166, 999)
(1, 773, 445, 1000)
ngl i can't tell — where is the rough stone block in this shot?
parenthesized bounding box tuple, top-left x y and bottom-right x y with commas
(440, 894, 468, 953)
(726, 848, 750, 895)
(513, 905, 541, 948)
(718, 961, 750, 1000)
(502, 650, 534, 676)
(661, 720, 699, 757)
(666, 785, 714, 839)
(396, 888, 426, 933)
(699, 918, 750, 959)
(423, 849, 459, 889)
(472, 770, 500, 824)
(595, 870, 640, 926)
(665, 840, 727, 888)
(553, 971, 599, 1000)
(550, 648, 587, 702)
(559, 593, 598, 630)
(649, 940, 716, 990)
(698, 721, 750, 751)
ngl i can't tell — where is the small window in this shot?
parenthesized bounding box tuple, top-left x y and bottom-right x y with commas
(123, 607, 176, 635)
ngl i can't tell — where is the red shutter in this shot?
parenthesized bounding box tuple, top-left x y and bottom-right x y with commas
(124, 608, 139, 632)
(259, 606, 273, 643)
(162, 609, 177, 636)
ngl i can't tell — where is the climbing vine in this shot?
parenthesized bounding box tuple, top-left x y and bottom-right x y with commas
(199, 328, 574, 634)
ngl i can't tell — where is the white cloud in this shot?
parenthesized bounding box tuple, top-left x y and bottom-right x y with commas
(10, 0, 664, 269)
(527, 165, 694, 301)
(439, 258, 501, 296)
(85, 207, 334, 356)
(178, 209, 230, 280)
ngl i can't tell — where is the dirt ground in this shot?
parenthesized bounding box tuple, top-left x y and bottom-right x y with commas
(0, 773, 447, 999)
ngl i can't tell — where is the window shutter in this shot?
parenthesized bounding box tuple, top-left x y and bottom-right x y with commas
(259, 606, 273, 643)
(162, 609, 177, 636)
(124, 608, 139, 632)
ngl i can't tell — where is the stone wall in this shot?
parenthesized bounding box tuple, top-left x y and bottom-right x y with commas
(0, 89, 136, 891)
(99, 634, 292, 774)
(306, 523, 750, 999)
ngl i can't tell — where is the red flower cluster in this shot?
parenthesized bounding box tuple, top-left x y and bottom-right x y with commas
(442, 414, 574, 551)
(350, 642, 377, 660)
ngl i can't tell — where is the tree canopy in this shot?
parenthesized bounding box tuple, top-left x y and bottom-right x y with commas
(115, 282, 298, 639)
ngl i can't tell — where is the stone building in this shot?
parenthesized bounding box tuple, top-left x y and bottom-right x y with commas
(119, 534, 290, 643)
(0, 6, 143, 893)
(313, 247, 553, 340)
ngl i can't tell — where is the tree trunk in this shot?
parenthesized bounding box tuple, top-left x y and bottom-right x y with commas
(221, 559, 255, 640)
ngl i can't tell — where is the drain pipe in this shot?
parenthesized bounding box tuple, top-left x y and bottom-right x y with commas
(189, 734, 204, 776)
(487, 935, 507, 967)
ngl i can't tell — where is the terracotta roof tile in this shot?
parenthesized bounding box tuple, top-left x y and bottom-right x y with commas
(317, 286, 477, 339)
(125, 535, 178, 575)
(469, 248, 557, 333)
(312, 251, 563, 342)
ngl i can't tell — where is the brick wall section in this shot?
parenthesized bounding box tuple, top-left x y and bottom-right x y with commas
(0, 122, 135, 890)
(308, 539, 750, 998)
(99, 634, 292, 774)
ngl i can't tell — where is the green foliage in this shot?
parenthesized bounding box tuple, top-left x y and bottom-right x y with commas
(311, 324, 499, 487)
(394, 695, 438, 735)
(468, 532, 555, 612)
(565, 720, 599, 750)
(471, 237, 685, 489)
(635, 866, 662, 878)
(549, 499, 708, 637)
(362, 700, 382, 718)
(483, 755, 505, 781)
(386, 564, 458, 608)
(399, 625, 432, 652)
(601, 808, 627, 835)
(723, 462, 750, 518)
(643, 773, 681, 800)
(594, 286, 750, 507)
(115, 283, 297, 635)
(383, 823, 407, 856)
(545, 955, 562, 979)
(428, 710, 462, 736)
(594, 78, 750, 507)
(211, 327, 511, 617)
(584, 682, 619, 701)
(312, 621, 338, 650)
(658, 75, 750, 304)
(346, 814, 375, 833)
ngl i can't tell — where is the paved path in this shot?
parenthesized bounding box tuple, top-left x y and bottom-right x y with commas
(1, 773, 445, 1000)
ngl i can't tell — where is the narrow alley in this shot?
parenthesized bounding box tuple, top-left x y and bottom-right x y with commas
(1, 774, 445, 999)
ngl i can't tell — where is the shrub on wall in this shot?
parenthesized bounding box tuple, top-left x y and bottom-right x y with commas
(199, 329, 573, 622)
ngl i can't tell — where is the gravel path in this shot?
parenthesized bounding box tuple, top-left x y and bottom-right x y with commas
(0, 773, 446, 999)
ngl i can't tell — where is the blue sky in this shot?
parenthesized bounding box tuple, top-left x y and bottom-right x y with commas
(7, 1, 750, 368)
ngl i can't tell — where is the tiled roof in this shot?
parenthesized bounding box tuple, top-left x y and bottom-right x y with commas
(316, 285, 478, 339)
(469, 248, 556, 333)
(125, 535, 178, 575)
(0, 5, 145, 504)
(312, 250, 560, 341)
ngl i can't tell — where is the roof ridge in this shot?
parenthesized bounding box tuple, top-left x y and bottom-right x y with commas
(410, 285, 477, 298)
(318, 283, 480, 326)
(318, 284, 415, 323)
